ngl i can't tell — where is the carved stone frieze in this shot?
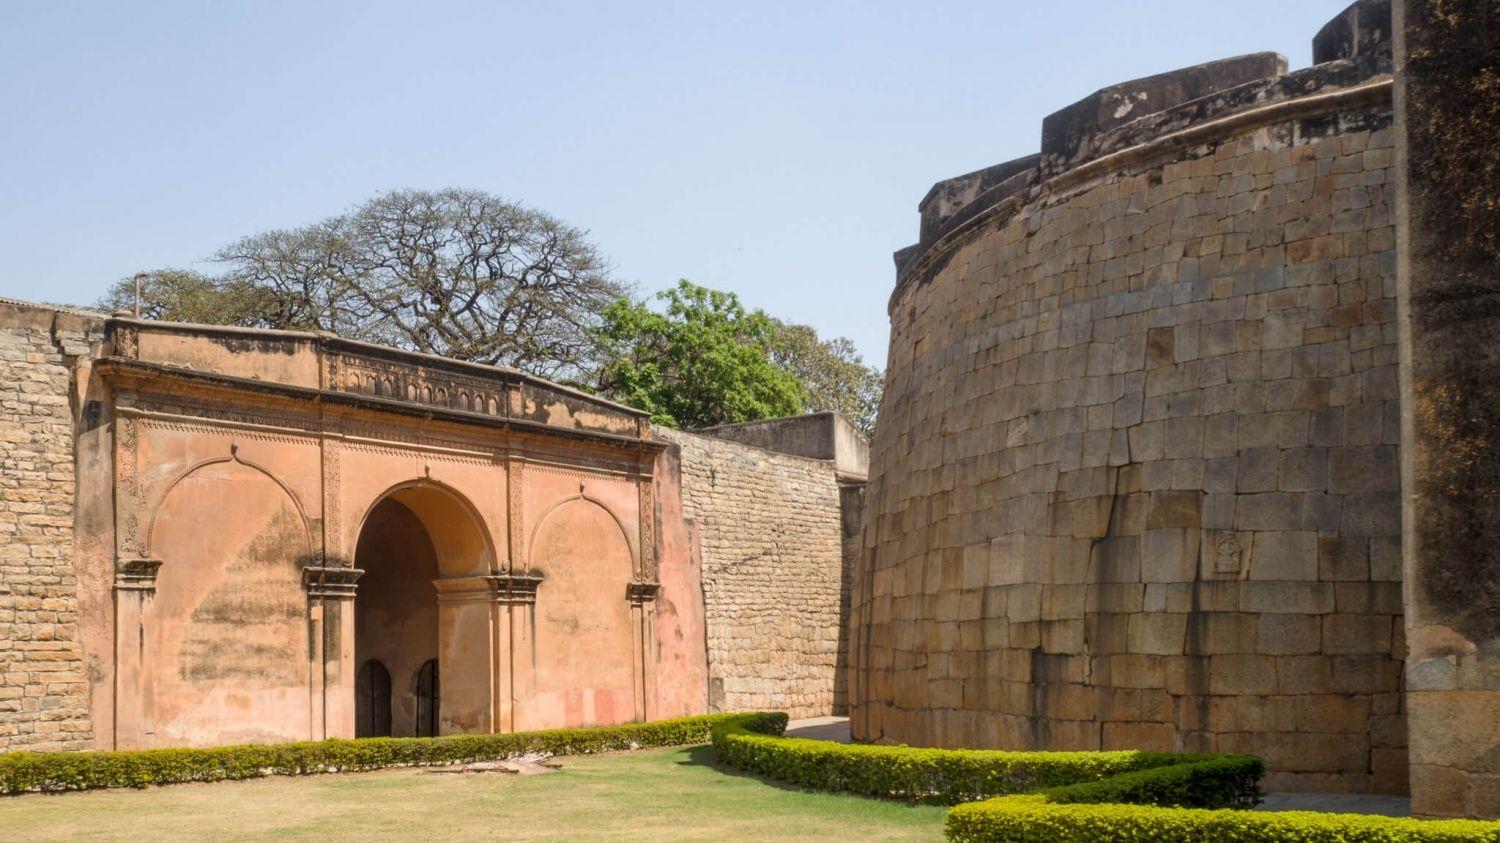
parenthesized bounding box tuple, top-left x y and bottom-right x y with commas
(328, 351, 506, 418)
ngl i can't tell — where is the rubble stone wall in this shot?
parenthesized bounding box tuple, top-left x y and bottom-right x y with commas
(853, 45, 1407, 792)
(659, 428, 846, 719)
(0, 301, 100, 751)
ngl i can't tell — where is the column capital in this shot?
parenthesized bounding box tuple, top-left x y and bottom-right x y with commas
(114, 556, 163, 591)
(434, 573, 544, 605)
(626, 580, 660, 605)
(302, 565, 363, 599)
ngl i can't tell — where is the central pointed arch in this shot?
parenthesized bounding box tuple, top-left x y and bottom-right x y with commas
(353, 478, 494, 737)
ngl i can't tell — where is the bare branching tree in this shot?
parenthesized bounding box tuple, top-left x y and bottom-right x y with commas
(101, 189, 627, 381)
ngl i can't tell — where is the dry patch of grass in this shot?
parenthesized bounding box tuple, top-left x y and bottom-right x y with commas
(0, 744, 945, 841)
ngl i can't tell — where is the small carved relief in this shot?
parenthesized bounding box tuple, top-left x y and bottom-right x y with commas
(1201, 530, 1250, 578)
(113, 324, 140, 359)
(117, 415, 141, 554)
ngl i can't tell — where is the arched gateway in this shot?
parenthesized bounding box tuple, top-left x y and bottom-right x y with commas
(96, 319, 682, 748)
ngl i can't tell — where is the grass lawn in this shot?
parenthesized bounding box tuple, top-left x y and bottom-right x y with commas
(0, 744, 946, 841)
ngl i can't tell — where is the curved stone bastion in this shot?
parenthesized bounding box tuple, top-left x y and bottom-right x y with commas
(850, 1, 1406, 794)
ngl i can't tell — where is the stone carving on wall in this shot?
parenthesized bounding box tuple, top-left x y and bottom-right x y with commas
(328, 350, 506, 417)
(1203, 530, 1250, 578)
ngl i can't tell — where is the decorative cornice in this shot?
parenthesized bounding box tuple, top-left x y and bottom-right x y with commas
(94, 357, 667, 456)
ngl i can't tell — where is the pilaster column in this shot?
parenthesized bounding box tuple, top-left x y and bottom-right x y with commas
(434, 573, 542, 735)
(112, 556, 161, 750)
(627, 581, 660, 723)
(303, 566, 361, 740)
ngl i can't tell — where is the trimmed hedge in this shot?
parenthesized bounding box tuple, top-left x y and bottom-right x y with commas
(0, 713, 749, 795)
(709, 714, 1500, 842)
(945, 800, 1500, 842)
(709, 713, 1256, 806)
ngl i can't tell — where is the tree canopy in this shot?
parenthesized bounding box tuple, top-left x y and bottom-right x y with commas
(99, 188, 625, 380)
(769, 320, 883, 435)
(597, 280, 805, 429)
(101, 190, 884, 435)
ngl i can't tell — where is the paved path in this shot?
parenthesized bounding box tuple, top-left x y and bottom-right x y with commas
(780, 716, 1410, 817)
(784, 716, 852, 742)
(1257, 792, 1411, 816)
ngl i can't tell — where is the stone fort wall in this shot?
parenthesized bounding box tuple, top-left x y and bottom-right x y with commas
(660, 428, 849, 719)
(0, 300, 101, 751)
(851, 7, 1406, 793)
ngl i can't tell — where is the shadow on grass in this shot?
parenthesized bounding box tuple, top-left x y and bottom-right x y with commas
(673, 744, 941, 813)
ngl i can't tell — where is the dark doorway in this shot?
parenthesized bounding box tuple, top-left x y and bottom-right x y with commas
(415, 659, 440, 738)
(354, 497, 440, 737)
(356, 659, 393, 738)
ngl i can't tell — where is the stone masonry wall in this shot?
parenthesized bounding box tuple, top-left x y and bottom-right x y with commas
(659, 428, 845, 719)
(852, 62, 1407, 791)
(0, 301, 99, 751)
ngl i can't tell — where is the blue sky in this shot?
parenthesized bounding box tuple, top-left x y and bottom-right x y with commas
(1, 1, 1345, 367)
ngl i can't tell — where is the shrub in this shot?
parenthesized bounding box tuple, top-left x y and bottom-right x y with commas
(709, 712, 1253, 806)
(0, 713, 751, 795)
(945, 800, 1500, 842)
(709, 714, 1500, 842)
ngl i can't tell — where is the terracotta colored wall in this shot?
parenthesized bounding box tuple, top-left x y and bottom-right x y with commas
(854, 47, 1407, 792)
(649, 443, 710, 718)
(148, 459, 312, 747)
(526, 498, 637, 729)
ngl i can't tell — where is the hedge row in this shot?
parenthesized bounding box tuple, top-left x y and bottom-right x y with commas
(709, 713, 1255, 806)
(709, 714, 1500, 842)
(945, 800, 1500, 842)
(0, 712, 749, 795)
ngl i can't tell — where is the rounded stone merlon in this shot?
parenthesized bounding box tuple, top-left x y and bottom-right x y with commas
(918, 154, 1041, 244)
(1313, 0, 1392, 65)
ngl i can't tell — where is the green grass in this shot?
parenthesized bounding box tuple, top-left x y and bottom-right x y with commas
(0, 744, 946, 841)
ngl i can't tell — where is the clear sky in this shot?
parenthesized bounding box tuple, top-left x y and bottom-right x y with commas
(1, 0, 1347, 367)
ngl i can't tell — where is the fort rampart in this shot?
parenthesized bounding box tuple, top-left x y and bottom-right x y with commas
(852, 0, 1406, 795)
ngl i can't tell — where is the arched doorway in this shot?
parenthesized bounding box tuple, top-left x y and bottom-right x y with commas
(354, 497, 440, 737)
(356, 659, 392, 738)
(415, 659, 440, 738)
(353, 481, 494, 738)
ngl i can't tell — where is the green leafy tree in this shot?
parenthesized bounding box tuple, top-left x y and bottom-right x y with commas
(769, 320, 883, 436)
(597, 280, 804, 428)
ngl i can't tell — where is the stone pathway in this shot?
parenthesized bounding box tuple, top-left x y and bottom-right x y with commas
(780, 716, 1411, 817)
(1257, 792, 1410, 816)
(784, 716, 852, 742)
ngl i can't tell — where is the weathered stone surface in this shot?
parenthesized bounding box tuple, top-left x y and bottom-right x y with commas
(1393, 0, 1500, 818)
(662, 429, 850, 719)
(851, 11, 1407, 795)
(0, 301, 100, 751)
